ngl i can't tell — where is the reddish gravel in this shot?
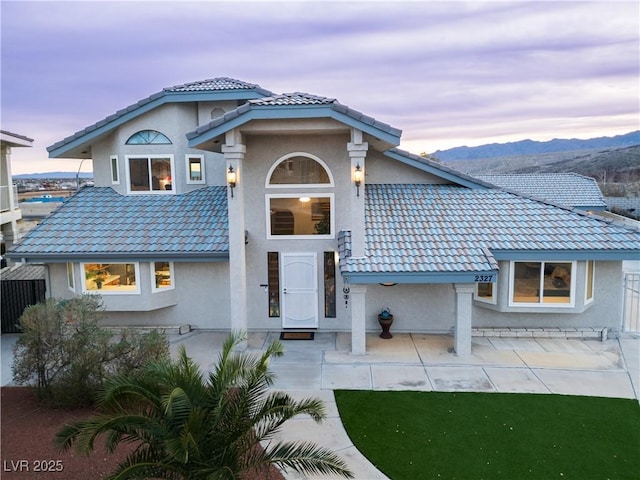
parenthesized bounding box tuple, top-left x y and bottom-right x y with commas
(1, 387, 284, 480)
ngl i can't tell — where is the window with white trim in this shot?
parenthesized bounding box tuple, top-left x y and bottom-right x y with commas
(126, 130, 172, 145)
(509, 261, 575, 306)
(126, 155, 174, 193)
(186, 155, 205, 184)
(266, 153, 334, 239)
(152, 261, 174, 291)
(82, 263, 140, 294)
(585, 260, 595, 304)
(475, 281, 496, 304)
(110, 155, 119, 184)
(267, 194, 334, 238)
(267, 154, 332, 186)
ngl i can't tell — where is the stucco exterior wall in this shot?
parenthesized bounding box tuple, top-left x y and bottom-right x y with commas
(91, 103, 227, 194)
(364, 283, 456, 333)
(472, 261, 623, 331)
(365, 152, 451, 185)
(240, 133, 351, 330)
(48, 261, 230, 329)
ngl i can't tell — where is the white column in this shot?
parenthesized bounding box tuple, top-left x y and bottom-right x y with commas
(222, 130, 247, 349)
(350, 284, 367, 355)
(453, 284, 475, 355)
(347, 129, 368, 258)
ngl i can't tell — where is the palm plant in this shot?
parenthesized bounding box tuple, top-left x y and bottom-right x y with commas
(55, 331, 353, 479)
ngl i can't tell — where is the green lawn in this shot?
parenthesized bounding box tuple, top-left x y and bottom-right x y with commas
(334, 391, 640, 480)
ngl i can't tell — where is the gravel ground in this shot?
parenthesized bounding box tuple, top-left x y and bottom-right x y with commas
(0, 387, 284, 480)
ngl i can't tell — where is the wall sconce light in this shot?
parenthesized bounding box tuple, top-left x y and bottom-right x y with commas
(379, 282, 398, 287)
(353, 164, 363, 197)
(226, 165, 237, 197)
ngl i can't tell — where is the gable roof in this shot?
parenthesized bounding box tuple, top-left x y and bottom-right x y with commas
(7, 187, 228, 262)
(476, 173, 607, 210)
(385, 148, 493, 189)
(186, 92, 402, 151)
(340, 184, 640, 283)
(47, 78, 273, 159)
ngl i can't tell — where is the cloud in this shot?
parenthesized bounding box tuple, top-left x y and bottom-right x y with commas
(1, 1, 638, 173)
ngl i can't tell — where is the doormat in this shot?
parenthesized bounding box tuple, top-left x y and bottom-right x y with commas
(280, 331, 315, 341)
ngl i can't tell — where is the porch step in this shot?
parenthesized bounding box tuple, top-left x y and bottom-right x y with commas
(472, 327, 611, 341)
(104, 324, 191, 336)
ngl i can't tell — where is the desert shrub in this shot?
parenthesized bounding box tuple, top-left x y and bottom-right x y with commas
(12, 295, 169, 407)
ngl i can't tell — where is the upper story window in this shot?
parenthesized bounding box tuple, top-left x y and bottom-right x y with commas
(186, 155, 205, 184)
(266, 153, 334, 187)
(127, 155, 174, 193)
(266, 153, 334, 239)
(126, 130, 172, 145)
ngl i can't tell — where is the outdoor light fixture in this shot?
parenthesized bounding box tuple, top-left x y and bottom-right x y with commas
(226, 165, 237, 197)
(353, 164, 363, 197)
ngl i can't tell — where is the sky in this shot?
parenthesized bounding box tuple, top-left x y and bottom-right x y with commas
(1, 0, 638, 175)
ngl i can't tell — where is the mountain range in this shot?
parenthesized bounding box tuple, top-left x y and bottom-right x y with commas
(434, 130, 639, 161)
(13, 131, 639, 178)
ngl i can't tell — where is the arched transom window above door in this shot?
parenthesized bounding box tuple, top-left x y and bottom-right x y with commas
(266, 152, 334, 188)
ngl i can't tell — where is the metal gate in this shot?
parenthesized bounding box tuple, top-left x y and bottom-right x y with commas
(623, 273, 640, 333)
(1, 265, 47, 333)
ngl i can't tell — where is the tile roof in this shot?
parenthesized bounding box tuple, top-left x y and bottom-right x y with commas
(248, 92, 336, 106)
(340, 184, 640, 276)
(476, 173, 607, 209)
(164, 77, 272, 94)
(47, 77, 272, 157)
(7, 187, 228, 261)
(187, 92, 402, 146)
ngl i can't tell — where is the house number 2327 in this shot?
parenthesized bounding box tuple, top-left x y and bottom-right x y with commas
(474, 275, 494, 282)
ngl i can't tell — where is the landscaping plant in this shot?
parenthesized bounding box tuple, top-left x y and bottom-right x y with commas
(12, 295, 169, 407)
(55, 331, 354, 479)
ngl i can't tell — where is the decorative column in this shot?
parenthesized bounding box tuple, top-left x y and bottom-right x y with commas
(222, 129, 247, 349)
(350, 284, 368, 355)
(453, 284, 475, 355)
(347, 129, 368, 258)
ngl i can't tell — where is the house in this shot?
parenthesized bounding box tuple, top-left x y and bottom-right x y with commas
(1, 130, 31, 265)
(7, 78, 640, 355)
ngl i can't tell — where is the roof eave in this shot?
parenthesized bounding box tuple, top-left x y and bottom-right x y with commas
(187, 104, 402, 150)
(384, 149, 492, 189)
(342, 269, 498, 284)
(47, 90, 270, 159)
(491, 249, 640, 261)
(6, 252, 230, 263)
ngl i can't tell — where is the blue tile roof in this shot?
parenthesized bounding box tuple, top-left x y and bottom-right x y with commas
(47, 78, 273, 158)
(187, 92, 402, 149)
(476, 173, 607, 209)
(7, 187, 228, 261)
(340, 184, 640, 278)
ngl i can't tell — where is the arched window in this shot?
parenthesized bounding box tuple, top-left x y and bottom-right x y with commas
(266, 153, 333, 187)
(265, 153, 334, 239)
(126, 130, 172, 145)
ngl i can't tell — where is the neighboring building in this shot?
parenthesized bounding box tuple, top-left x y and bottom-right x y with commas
(7, 78, 640, 355)
(476, 173, 607, 211)
(1, 130, 32, 264)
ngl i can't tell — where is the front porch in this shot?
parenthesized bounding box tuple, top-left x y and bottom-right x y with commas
(164, 331, 638, 400)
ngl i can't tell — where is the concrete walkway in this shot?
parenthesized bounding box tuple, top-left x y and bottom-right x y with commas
(2, 331, 638, 480)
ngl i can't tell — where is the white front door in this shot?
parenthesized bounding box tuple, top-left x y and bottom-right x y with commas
(281, 253, 318, 329)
